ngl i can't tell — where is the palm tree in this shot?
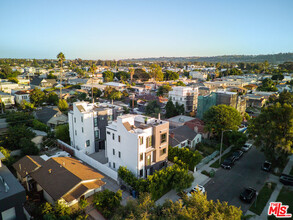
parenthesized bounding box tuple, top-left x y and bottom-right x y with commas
(89, 64, 97, 103)
(129, 67, 135, 82)
(57, 52, 65, 99)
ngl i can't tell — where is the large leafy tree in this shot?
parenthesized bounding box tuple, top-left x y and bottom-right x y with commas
(58, 99, 69, 111)
(164, 70, 179, 81)
(203, 104, 242, 137)
(47, 92, 59, 105)
(103, 70, 114, 82)
(156, 84, 172, 97)
(30, 88, 46, 106)
(55, 124, 70, 144)
(145, 100, 161, 115)
(248, 103, 293, 165)
(150, 64, 164, 81)
(257, 78, 278, 92)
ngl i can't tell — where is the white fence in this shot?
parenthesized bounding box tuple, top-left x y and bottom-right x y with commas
(57, 139, 118, 182)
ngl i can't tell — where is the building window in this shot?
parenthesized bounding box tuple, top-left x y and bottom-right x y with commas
(94, 118, 98, 127)
(81, 116, 83, 122)
(160, 148, 167, 156)
(140, 153, 143, 161)
(147, 136, 152, 148)
(118, 151, 121, 158)
(139, 136, 143, 145)
(113, 162, 116, 169)
(181, 142, 186, 147)
(107, 115, 112, 121)
(82, 127, 84, 133)
(95, 130, 99, 139)
(74, 117, 76, 123)
(112, 133, 115, 140)
(160, 133, 167, 144)
(140, 169, 143, 177)
(146, 155, 151, 166)
(187, 140, 191, 145)
(107, 131, 110, 135)
(75, 130, 77, 135)
(86, 140, 90, 147)
(113, 149, 115, 155)
(101, 116, 104, 120)
(118, 135, 121, 142)
(109, 162, 111, 167)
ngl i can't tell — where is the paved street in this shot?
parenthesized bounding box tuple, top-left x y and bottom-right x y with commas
(205, 147, 270, 213)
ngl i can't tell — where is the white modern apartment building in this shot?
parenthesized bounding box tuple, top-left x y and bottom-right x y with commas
(106, 114, 169, 178)
(68, 102, 124, 154)
(168, 86, 199, 112)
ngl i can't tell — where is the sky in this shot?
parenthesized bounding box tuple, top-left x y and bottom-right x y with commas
(0, 0, 293, 60)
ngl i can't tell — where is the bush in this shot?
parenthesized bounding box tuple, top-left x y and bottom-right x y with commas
(32, 119, 49, 132)
(201, 170, 210, 177)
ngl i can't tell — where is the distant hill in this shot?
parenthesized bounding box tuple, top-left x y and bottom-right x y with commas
(124, 53, 293, 64)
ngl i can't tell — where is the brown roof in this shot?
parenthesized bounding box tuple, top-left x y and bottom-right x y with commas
(76, 105, 85, 112)
(13, 156, 45, 178)
(30, 157, 104, 201)
(123, 122, 132, 131)
(63, 179, 105, 202)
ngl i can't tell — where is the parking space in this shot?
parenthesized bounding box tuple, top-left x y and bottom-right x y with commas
(205, 147, 270, 213)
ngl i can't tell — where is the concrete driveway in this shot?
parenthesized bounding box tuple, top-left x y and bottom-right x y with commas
(205, 147, 271, 213)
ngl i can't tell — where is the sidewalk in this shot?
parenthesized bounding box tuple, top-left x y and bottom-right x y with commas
(245, 155, 293, 219)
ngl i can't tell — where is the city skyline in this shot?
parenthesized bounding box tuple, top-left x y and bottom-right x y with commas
(1, 0, 293, 60)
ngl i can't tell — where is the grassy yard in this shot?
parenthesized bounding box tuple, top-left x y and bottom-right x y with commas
(249, 182, 276, 216)
(196, 143, 216, 157)
(210, 150, 234, 168)
(268, 186, 293, 220)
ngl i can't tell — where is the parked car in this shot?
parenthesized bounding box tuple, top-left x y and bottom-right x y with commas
(221, 156, 236, 169)
(280, 174, 293, 186)
(246, 110, 254, 114)
(232, 150, 244, 160)
(187, 185, 206, 197)
(261, 161, 272, 172)
(241, 143, 252, 152)
(240, 187, 256, 203)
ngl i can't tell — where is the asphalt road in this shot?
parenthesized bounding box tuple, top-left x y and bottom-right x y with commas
(205, 147, 270, 213)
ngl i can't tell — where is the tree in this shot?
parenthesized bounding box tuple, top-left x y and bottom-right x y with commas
(78, 198, 89, 211)
(165, 99, 177, 118)
(30, 88, 46, 106)
(203, 105, 242, 137)
(55, 124, 70, 144)
(257, 78, 278, 92)
(47, 73, 57, 79)
(115, 71, 130, 81)
(150, 64, 164, 81)
(57, 52, 65, 99)
(175, 81, 186, 86)
(248, 103, 293, 166)
(93, 88, 102, 98)
(133, 68, 151, 81)
(145, 100, 161, 115)
(271, 74, 284, 81)
(54, 200, 71, 217)
(20, 138, 39, 155)
(58, 99, 69, 111)
(19, 100, 35, 111)
(32, 119, 49, 132)
(47, 92, 59, 105)
(129, 67, 135, 82)
(4, 125, 36, 150)
(156, 85, 172, 97)
(226, 131, 248, 149)
(93, 189, 122, 219)
(89, 64, 97, 103)
(164, 70, 179, 81)
(103, 71, 114, 82)
(6, 111, 34, 127)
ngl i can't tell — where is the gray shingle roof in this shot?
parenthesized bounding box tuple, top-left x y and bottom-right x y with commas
(35, 107, 60, 124)
(169, 125, 198, 147)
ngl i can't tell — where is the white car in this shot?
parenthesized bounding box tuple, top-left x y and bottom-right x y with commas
(54, 151, 71, 157)
(187, 185, 205, 197)
(241, 143, 252, 152)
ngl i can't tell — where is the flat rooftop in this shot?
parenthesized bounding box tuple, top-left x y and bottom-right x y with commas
(0, 164, 25, 200)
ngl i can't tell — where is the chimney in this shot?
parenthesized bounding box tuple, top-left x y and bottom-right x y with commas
(158, 113, 161, 120)
(170, 132, 175, 139)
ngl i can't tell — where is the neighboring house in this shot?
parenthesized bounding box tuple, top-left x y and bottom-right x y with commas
(184, 118, 208, 139)
(189, 71, 208, 80)
(80, 84, 106, 92)
(106, 114, 169, 178)
(0, 80, 20, 93)
(168, 86, 199, 112)
(103, 82, 126, 91)
(0, 92, 15, 107)
(13, 156, 105, 207)
(34, 107, 68, 128)
(68, 102, 124, 154)
(167, 115, 195, 129)
(0, 152, 26, 220)
(14, 90, 31, 104)
(169, 125, 202, 148)
(30, 77, 57, 90)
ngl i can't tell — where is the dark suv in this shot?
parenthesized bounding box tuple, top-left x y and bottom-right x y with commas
(221, 156, 236, 169)
(261, 161, 272, 172)
(240, 187, 256, 203)
(280, 174, 293, 186)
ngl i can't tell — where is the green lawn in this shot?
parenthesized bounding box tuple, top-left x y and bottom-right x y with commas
(210, 150, 234, 168)
(249, 182, 276, 216)
(268, 186, 293, 220)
